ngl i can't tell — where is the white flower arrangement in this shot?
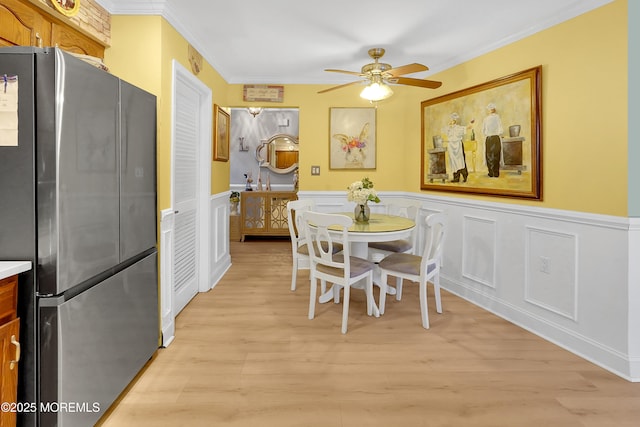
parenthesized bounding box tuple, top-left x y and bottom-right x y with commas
(347, 177, 381, 205)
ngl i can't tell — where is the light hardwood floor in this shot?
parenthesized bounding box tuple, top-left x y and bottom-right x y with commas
(98, 239, 640, 427)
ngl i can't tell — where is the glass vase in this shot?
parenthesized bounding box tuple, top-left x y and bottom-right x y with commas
(354, 203, 370, 223)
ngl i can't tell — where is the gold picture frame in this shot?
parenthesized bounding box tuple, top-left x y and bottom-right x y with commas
(51, 0, 81, 17)
(421, 66, 542, 199)
(329, 107, 376, 170)
(213, 104, 230, 162)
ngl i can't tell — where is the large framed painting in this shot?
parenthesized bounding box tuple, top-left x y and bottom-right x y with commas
(213, 104, 230, 162)
(329, 107, 376, 170)
(421, 66, 542, 199)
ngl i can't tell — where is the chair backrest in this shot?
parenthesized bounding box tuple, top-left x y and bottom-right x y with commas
(287, 199, 315, 250)
(386, 201, 421, 252)
(419, 212, 447, 274)
(385, 201, 419, 220)
(302, 211, 352, 278)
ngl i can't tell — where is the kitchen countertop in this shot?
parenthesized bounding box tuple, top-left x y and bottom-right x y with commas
(0, 261, 32, 280)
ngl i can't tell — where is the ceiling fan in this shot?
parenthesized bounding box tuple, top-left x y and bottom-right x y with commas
(318, 48, 442, 101)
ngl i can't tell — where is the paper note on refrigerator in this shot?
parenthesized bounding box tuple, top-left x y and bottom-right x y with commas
(0, 74, 18, 147)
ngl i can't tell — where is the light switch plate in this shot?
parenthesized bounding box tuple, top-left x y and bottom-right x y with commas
(311, 166, 320, 175)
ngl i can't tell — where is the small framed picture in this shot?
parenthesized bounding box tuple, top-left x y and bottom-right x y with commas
(329, 107, 376, 170)
(213, 104, 230, 162)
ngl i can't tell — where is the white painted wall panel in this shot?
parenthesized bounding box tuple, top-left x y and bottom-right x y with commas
(290, 190, 637, 381)
(462, 215, 497, 288)
(525, 227, 578, 320)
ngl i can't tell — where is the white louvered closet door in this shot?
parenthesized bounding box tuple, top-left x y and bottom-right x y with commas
(172, 78, 200, 316)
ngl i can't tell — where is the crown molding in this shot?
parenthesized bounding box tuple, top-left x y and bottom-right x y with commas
(94, 0, 167, 15)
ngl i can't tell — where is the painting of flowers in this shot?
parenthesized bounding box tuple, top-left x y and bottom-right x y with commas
(329, 107, 376, 169)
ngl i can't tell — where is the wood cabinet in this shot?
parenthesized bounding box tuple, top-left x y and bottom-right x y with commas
(0, 0, 105, 58)
(50, 21, 104, 58)
(0, 275, 19, 427)
(241, 191, 297, 241)
(229, 214, 241, 242)
(0, 275, 17, 327)
(0, 0, 47, 48)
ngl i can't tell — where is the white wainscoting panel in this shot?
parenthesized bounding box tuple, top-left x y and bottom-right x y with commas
(525, 226, 578, 320)
(628, 218, 640, 379)
(209, 193, 232, 290)
(293, 191, 638, 381)
(462, 215, 497, 288)
(160, 208, 175, 347)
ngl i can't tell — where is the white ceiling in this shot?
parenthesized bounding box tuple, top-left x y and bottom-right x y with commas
(98, 0, 612, 86)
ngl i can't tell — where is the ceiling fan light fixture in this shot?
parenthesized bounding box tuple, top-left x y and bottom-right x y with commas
(360, 81, 393, 102)
(319, 48, 440, 97)
(247, 107, 263, 117)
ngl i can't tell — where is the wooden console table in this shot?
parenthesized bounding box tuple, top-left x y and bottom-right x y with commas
(240, 191, 297, 241)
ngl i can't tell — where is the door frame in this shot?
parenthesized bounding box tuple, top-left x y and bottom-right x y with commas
(163, 60, 211, 345)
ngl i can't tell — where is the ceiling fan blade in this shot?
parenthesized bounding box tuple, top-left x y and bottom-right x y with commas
(324, 69, 363, 77)
(317, 80, 363, 94)
(393, 76, 442, 89)
(387, 63, 428, 77)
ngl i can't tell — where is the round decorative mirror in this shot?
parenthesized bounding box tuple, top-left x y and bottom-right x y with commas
(255, 134, 299, 174)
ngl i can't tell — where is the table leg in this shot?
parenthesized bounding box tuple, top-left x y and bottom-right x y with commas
(317, 241, 393, 309)
(351, 241, 397, 295)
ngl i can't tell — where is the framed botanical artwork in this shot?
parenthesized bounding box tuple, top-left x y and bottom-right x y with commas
(421, 66, 542, 199)
(329, 107, 376, 169)
(213, 104, 230, 162)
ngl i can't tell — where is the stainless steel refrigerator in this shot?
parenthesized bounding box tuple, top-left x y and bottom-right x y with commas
(0, 47, 158, 426)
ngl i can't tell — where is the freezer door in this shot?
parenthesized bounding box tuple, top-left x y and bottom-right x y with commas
(37, 49, 121, 295)
(38, 251, 159, 427)
(0, 48, 37, 261)
(119, 81, 157, 260)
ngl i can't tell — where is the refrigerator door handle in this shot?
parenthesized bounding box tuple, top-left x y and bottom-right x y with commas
(10, 334, 21, 370)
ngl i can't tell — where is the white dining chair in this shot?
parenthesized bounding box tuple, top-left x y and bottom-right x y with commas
(368, 200, 421, 263)
(378, 212, 447, 328)
(302, 211, 378, 334)
(286, 199, 342, 291)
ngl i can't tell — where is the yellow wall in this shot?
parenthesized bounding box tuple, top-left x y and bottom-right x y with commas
(103, 16, 162, 100)
(226, 83, 415, 193)
(105, 0, 627, 217)
(412, 0, 628, 215)
(104, 15, 230, 213)
(230, 1, 627, 216)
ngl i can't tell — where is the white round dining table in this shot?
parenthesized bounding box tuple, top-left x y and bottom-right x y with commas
(328, 212, 415, 257)
(317, 212, 416, 304)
